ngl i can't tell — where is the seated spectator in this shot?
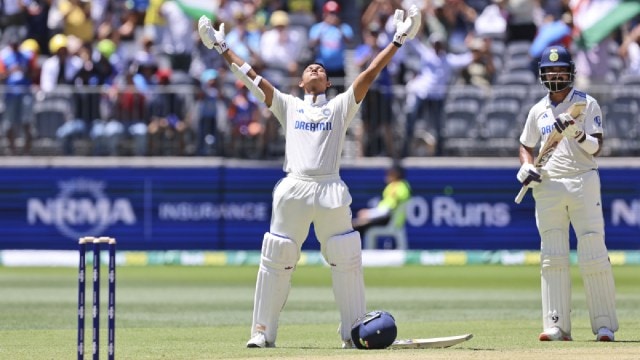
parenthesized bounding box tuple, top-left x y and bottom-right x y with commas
(226, 80, 264, 158)
(352, 165, 412, 239)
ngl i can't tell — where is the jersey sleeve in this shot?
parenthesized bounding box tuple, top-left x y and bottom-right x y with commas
(519, 108, 540, 148)
(584, 99, 604, 136)
(268, 88, 289, 127)
(333, 86, 361, 128)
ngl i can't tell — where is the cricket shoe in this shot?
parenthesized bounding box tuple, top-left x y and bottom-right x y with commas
(539, 327, 572, 341)
(246, 332, 275, 348)
(596, 327, 614, 342)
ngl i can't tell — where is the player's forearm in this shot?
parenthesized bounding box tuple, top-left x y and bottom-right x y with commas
(519, 144, 534, 165)
(353, 42, 398, 102)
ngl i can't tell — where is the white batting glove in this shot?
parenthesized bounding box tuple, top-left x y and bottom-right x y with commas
(517, 163, 541, 188)
(393, 5, 420, 46)
(198, 16, 228, 54)
(554, 113, 584, 140)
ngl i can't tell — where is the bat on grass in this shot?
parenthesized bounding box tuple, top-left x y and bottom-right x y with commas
(514, 101, 587, 204)
(390, 333, 473, 349)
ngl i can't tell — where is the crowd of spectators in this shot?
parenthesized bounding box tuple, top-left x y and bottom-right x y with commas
(0, 0, 638, 157)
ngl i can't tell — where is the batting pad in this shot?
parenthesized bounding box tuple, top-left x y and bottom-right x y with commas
(540, 230, 571, 332)
(577, 233, 619, 333)
(323, 231, 366, 342)
(250, 233, 299, 343)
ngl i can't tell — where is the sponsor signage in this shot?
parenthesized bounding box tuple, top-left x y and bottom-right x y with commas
(1, 167, 638, 250)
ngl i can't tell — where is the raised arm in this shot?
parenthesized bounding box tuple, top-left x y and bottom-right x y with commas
(198, 17, 276, 107)
(352, 5, 420, 103)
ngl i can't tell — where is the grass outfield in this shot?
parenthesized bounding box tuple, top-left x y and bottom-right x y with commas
(1, 264, 639, 359)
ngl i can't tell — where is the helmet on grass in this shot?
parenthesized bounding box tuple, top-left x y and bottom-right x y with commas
(351, 310, 397, 349)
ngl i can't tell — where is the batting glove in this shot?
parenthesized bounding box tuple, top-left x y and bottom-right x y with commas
(198, 16, 228, 54)
(517, 163, 541, 188)
(554, 113, 584, 140)
(393, 5, 420, 46)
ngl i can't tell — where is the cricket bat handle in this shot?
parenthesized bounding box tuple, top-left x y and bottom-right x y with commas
(514, 186, 528, 204)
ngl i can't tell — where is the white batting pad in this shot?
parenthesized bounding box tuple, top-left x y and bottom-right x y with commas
(577, 233, 618, 333)
(250, 233, 299, 344)
(323, 231, 366, 342)
(540, 230, 572, 332)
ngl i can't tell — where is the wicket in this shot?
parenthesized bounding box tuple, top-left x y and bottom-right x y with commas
(78, 237, 117, 360)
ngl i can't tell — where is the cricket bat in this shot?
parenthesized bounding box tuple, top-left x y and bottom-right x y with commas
(390, 333, 473, 349)
(514, 101, 587, 204)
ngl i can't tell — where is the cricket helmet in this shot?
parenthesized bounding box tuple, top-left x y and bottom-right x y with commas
(351, 310, 397, 349)
(538, 45, 575, 92)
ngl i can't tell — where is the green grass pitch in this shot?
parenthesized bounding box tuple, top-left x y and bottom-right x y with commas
(1, 264, 639, 359)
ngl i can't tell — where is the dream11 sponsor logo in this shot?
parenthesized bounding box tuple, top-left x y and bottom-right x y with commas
(610, 198, 640, 227)
(27, 178, 136, 239)
(404, 196, 511, 227)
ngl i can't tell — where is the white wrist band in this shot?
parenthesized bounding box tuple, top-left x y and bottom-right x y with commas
(239, 62, 251, 74)
(578, 134, 599, 154)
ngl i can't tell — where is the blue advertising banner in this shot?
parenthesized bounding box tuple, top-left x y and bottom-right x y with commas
(1, 165, 638, 250)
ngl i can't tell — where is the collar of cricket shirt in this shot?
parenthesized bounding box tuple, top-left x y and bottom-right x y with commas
(304, 93, 328, 107)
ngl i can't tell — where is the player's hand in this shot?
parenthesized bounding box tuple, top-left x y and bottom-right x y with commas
(393, 5, 420, 46)
(517, 163, 541, 188)
(554, 113, 584, 140)
(198, 16, 228, 54)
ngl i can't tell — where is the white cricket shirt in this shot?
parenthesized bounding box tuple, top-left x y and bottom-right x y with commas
(269, 86, 361, 177)
(520, 88, 603, 178)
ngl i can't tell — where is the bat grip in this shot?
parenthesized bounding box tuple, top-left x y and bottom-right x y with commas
(514, 186, 528, 204)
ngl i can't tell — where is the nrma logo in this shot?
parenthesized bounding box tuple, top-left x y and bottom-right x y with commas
(27, 178, 136, 239)
(611, 199, 640, 226)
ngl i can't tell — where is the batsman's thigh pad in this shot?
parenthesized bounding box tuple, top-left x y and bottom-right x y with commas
(540, 230, 571, 332)
(251, 233, 299, 343)
(323, 231, 366, 341)
(577, 233, 618, 333)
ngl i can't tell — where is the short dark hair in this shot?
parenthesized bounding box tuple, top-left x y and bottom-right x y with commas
(304, 62, 329, 81)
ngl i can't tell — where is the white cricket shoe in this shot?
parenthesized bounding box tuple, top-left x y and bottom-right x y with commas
(342, 339, 355, 349)
(539, 327, 572, 341)
(246, 332, 275, 348)
(596, 327, 615, 342)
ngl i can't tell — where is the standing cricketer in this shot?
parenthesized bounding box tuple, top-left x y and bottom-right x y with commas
(517, 45, 618, 342)
(198, 5, 420, 349)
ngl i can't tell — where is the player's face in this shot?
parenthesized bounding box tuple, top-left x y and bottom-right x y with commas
(300, 64, 330, 93)
(541, 66, 570, 81)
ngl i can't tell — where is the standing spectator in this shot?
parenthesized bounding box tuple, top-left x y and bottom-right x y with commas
(40, 33, 84, 155)
(197, 2, 420, 348)
(458, 36, 495, 90)
(308, 0, 353, 94)
(147, 68, 189, 155)
(401, 33, 473, 157)
(58, 0, 94, 43)
(158, 0, 194, 72)
(195, 69, 222, 156)
(100, 70, 148, 156)
(618, 23, 640, 75)
(0, 30, 34, 155)
(353, 22, 395, 158)
(260, 10, 304, 91)
(517, 45, 618, 342)
(225, 10, 263, 66)
(0, 0, 28, 46)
